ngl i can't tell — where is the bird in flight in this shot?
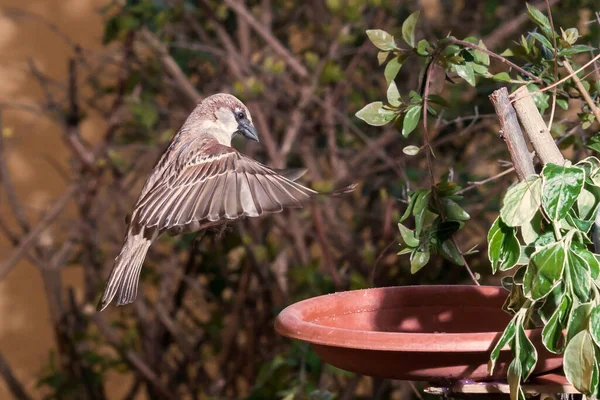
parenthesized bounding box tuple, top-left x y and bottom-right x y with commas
(97, 93, 354, 311)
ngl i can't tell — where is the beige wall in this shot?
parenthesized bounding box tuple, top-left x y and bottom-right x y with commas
(0, 0, 109, 397)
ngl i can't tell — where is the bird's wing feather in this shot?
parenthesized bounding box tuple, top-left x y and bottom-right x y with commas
(131, 137, 316, 234)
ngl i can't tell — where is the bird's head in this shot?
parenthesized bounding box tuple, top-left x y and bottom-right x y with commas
(188, 93, 258, 145)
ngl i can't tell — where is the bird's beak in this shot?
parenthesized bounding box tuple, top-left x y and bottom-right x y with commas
(237, 120, 259, 142)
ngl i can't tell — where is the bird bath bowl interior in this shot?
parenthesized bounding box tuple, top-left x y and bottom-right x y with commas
(275, 285, 563, 381)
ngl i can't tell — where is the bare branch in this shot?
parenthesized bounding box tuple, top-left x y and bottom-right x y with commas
(140, 29, 202, 105)
(0, 353, 33, 400)
(0, 112, 30, 233)
(489, 87, 536, 179)
(563, 59, 600, 125)
(222, 0, 309, 78)
(511, 86, 565, 166)
(0, 184, 78, 279)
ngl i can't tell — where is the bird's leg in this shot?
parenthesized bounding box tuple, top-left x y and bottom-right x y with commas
(193, 221, 226, 248)
(215, 223, 229, 240)
(193, 230, 207, 250)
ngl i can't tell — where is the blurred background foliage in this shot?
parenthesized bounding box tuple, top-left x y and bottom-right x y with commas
(0, 0, 599, 399)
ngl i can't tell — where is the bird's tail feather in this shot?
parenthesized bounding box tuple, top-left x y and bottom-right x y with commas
(97, 233, 151, 311)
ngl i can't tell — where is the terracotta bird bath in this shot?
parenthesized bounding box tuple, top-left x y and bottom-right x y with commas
(275, 285, 563, 381)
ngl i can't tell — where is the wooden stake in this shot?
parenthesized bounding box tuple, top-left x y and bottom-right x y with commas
(489, 87, 536, 180)
(511, 86, 565, 166)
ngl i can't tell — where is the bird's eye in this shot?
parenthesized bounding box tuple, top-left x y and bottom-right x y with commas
(236, 112, 245, 120)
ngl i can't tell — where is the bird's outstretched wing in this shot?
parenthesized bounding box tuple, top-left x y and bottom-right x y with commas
(130, 138, 317, 236)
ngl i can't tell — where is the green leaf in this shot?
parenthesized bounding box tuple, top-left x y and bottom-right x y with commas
(507, 358, 525, 400)
(592, 361, 600, 398)
(534, 231, 555, 248)
(355, 102, 396, 126)
(566, 248, 592, 303)
(556, 98, 569, 110)
(540, 284, 566, 323)
(492, 72, 512, 82)
(562, 27, 579, 45)
(402, 145, 420, 156)
(386, 81, 402, 107)
(410, 250, 430, 273)
(439, 240, 464, 265)
(397, 247, 412, 255)
(587, 136, 600, 154)
(500, 176, 542, 227)
(576, 187, 598, 221)
(401, 10, 420, 48)
(384, 57, 403, 85)
(416, 39, 429, 56)
(402, 105, 422, 137)
(558, 45, 596, 57)
(413, 190, 431, 235)
(566, 302, 594, 342)
(435, 220, 461, 242)
(488, 217, 521, 273)
(542, 163, 585, 221)
(572, 244, 600, 280)
(521, 212, 544, 245)
(471, 63, 488, 76)
(401, 189, 425, 222)
(453, 62, 476, 86)
(542, 294, 569, 353)
(501, 48, 515, 57)
(577, 156, 600, 178)
(408, 90, 422, 104)
(564, 330, 596, 394)
(461, 48, 475, 62)
(517, 322, 538, 380)
(366, 29, 397, 51)
(427, 94, 450, 107)
(525, 3, 551, 32)
(474, 40, 490, 66)
(523, 241, 565, 300)
(377, 51, 389, 66)
(398, 223, 419, 247)
(441, 198, 469, 221)
(529, 32, 553, 51)
(488, 318, 516, 374)
(590, 306, 600, 348)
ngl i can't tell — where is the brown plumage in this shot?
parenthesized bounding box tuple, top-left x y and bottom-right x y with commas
(97, 93, 354, 311)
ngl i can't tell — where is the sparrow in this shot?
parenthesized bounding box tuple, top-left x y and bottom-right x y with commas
(97, 93, 354, 311)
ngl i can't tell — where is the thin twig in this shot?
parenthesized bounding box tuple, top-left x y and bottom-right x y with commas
(369, 238, 396, 287)
(93, 314, 176, 400)
(563, 60, 600, 125)
(545, 0, 559, 131)
(0, 184, 78, 279)
(141, 29, 202, 105)
(311, 203, 342, 288)
(482, 0, 559, 49)
(222, 0, 309, 78)
(0, 112, 30, 233)
(421, 59, 440, 204)
(456, 167, 516, 195)
(519, 52, 600, 96)
(452, 237, 479, 285)
(447, 38, 543, 84)
(422, 52, 479, 285)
